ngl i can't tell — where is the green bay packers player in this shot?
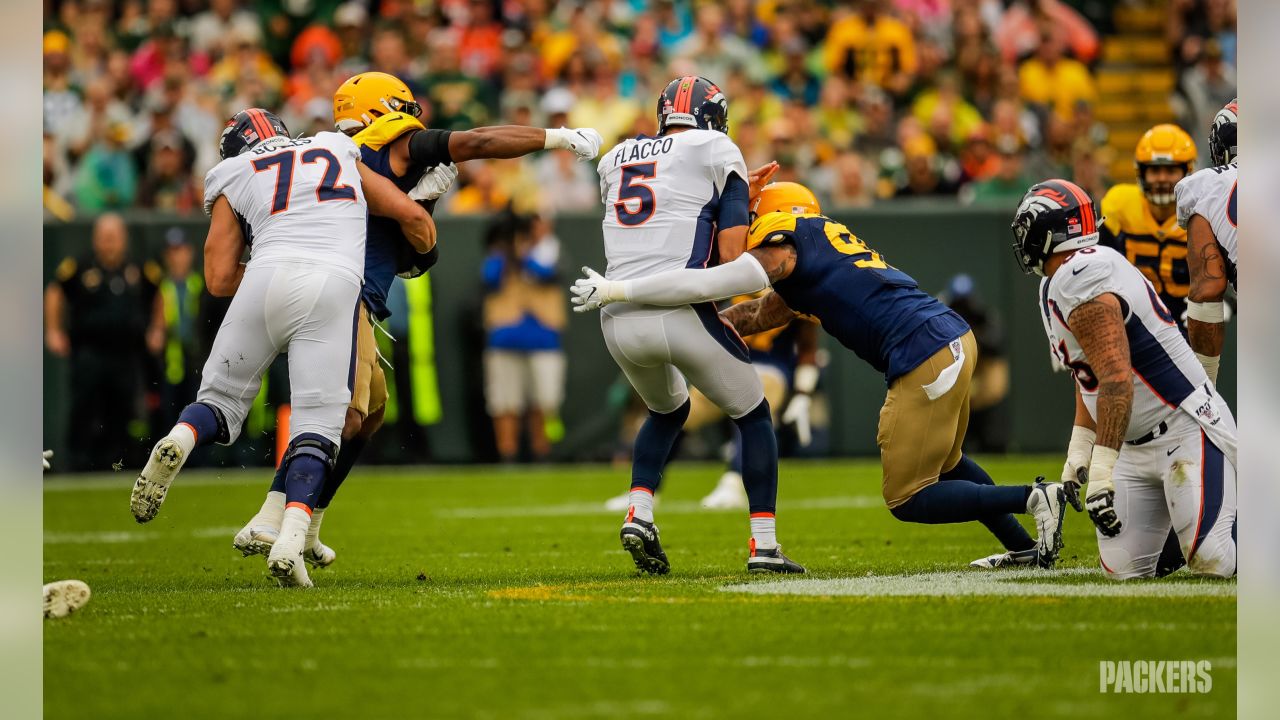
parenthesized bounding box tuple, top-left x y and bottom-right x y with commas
(233, 72, 603, 567)
(573, 181, 1069, 568)
(1099, 124, 1197, 332)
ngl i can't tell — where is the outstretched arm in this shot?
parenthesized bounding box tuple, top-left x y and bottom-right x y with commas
(1184, 213, 1228, 382)
(570, 245, 796, 312)
(721, 289, 799, 337)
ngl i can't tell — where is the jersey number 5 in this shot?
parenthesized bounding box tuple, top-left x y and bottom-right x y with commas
(252, 148, 357, 215)
(615, 163, 656, 226)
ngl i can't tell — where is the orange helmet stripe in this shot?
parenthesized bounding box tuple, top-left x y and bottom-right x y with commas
(674, 76, 696, 114)
(247, 108, 276, 141)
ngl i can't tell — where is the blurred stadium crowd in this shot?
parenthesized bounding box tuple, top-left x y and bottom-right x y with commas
(44, 0, 1238, 220)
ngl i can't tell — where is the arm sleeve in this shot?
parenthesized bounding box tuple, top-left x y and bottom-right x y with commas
(717, 173, 749, 230)
(621, 252, 770, 306)
(408, 129, 454, 167)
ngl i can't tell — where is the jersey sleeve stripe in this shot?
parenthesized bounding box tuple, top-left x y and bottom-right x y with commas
(1125, 315, 1195, 407)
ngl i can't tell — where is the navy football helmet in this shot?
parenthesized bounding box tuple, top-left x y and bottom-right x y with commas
(219, 108, 289, 159)
(1208, 98, 1237, 166)
(1011, 179, 1103, 276)
(656, 76, 729, 134)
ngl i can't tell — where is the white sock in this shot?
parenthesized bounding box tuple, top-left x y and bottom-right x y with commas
(750, 514, 777, 550)
(252, 491, 286, 530)
(276, 506, 311, 556)
(627, 489, 655, 523)
(305, 508, 325, 550)
(168, 423, 197, 456)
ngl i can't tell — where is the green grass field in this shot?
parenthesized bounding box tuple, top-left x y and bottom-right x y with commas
(44, 459, 1235, 719)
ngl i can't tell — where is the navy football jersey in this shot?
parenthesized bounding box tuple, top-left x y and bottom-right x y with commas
(748, 212, 968, 383)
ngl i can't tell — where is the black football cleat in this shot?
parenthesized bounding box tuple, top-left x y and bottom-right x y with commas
(747, 543, 806, 574)
(620, 517, 670, 575)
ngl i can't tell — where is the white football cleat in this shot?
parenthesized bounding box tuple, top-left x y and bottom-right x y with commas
(267, 508, 313, 588)
(969, 548, 1039, 569)
(233, 523, 279, 558)
(303, 541, 336, 568)
(700, 471, 748, 510)
(43, 579, 92, 619)
(130, 438, 188, 523)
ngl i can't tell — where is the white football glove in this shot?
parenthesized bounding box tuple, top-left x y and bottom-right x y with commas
(545, 127, 604, 162)
(43, 449, 53, 472)
(570, 266, 626, 313)
(1085, 445, 1122, 537)
(781, 393, 813, 447)
(1060, 425, 1095, 511)
(407, 162, 458, 201)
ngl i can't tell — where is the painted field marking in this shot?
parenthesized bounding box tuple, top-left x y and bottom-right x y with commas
(44, 526, 242, 545)
(721, 568, 1237, 598)
(440, 495, 882, 519)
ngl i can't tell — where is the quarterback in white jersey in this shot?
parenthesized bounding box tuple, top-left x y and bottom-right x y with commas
(1176, 97, 1238, 385)
(131, 108, 433, 587)
(1014, 179, 1236, 580)
(590, 76, 803, 575)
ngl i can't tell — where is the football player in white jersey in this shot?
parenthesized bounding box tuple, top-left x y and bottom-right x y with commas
(1013, 179, 1237, 579)
(1176, 98, 1238, 385)
(130, 109, 434, 587)
(592, 76, 803, 574)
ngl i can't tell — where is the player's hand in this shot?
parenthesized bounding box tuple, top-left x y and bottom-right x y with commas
(782, 393, 813, 446)
(570, 266, 622, 313)
(565, 128, 603, 161)
(42, 449, 53, 472)
(1085, 479, 1122, 537)
(408, 163, 458, 201)
(748, 161, 780, 199)
(1061, 464, 1086, 512)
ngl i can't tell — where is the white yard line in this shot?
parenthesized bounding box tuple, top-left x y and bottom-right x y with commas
(438, 495, 883, 519)
(43, 526, 242, 545)
(722, 568, 1237, 598)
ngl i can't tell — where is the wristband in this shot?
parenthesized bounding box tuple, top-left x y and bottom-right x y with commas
(1066, 425, 1095, 469)
(543, 127, 570, 150)
(793, 364, 819, 395)
(1195, 352, 1220, 384)
(1088, 445, 1119, 490)
(1186, 300, 1225, 324)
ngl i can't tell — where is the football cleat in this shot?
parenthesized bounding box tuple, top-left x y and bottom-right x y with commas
(43, 579, 92, 619)
(1027, 478, 1067, 568)
(620, 517, 670, 575)
(747, 542, 806, 574)
(233, 524, 279, 558)
(303, 541, 337, 569)
(130, 438, 187, 523)
(700, 471, 748, 510)
(267, 555, 314, 589)
(969, 548, 1039, 569)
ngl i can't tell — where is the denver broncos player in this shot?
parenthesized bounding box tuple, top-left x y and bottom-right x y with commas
(233, 72, 603, 566)
(1099, 124, 1197, 331)
(574, 181, 1069, 568)
(1176, 98, 1237, 385)
(1013, 179, 1236, 579)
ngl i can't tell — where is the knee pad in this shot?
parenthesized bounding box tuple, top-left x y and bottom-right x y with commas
(281, 432, 339, 473)
(180, 401, 231, 445)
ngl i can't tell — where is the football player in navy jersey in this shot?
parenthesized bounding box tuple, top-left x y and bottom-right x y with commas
(573, 180, 1069, 568)
(233, 73, 603, 568)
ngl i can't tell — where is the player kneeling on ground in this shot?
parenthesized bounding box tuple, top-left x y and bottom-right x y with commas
(574, 180, 1068, 568)
(1012, 179, 1237, 579)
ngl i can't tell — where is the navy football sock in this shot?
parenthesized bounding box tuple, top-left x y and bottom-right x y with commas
(176, 402, 223, 448)
(317, 435, 368, 509)
(269, 462, 287, 494)
(891, 478, 1031, 526)
(632, 399, 691, 494)
(941, 455, 1035, 551)
(284, 455, 328, 510)
(728, 425, 744, 476)
(733, 400, 778, 515)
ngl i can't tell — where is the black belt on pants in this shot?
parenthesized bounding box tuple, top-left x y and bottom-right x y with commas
(1127, 421, 1169, 446)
